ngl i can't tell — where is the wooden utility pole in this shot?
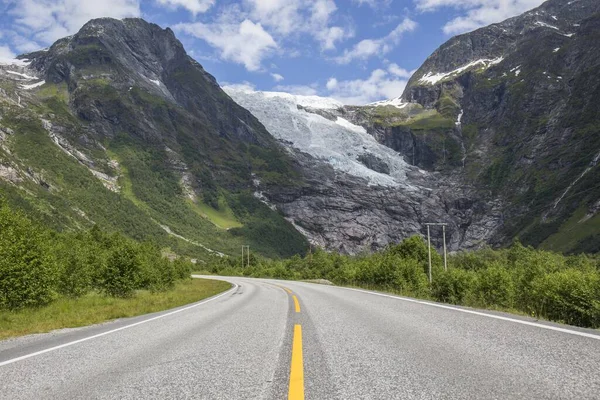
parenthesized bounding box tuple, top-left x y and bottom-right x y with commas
(424, 223, 449, 282)
(242, 245, 250, 268)
(427, 225, 432, 283)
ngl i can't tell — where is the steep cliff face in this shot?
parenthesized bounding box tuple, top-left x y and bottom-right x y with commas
(0, 18, 308, 259)
(226, 0, 600, 254)
(2, 0, 598, 257)
(344, 0, 600, 253)
(225, 89, 502, 253)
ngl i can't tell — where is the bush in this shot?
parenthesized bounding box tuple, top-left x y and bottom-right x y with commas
(98, 235, 142, 297)
(531, 269, 600, 327)
(477, 264, 515, 309)
(0, 204, 57, 309)
(432, 268, 478, 305)
(55, 235, 97, 298)
(394, 258, 430, 297)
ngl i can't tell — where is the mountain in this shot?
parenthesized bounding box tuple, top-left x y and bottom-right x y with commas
(0, 18, 308, 259)
(396, 0, 600, 253)
(1, 0, 598, 258)
(227, 0, 600, 254)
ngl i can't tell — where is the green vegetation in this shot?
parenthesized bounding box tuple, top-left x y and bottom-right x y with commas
(0, 278, 230, 340)
(188, 197, 242, 230)
(398, 111, 455, 131)
(0, 201, 195, 310)
(205, 236, 600, 329)
(542, 207, 600, 253)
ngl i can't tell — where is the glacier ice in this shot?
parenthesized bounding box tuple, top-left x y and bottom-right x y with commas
(224, 87, 417, 189)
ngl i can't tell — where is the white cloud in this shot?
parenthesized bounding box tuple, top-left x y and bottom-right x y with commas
(155, 0, 215, 15)
(222, 81, 256, 92)
(326, 77, 338, 90)
(414, 0, 545, 35)
(387, 63, 413, 78)
(7, 0, 141, 45)
(244, 0, 351, 50)
(352, 0, 392, 9)
(273, 84, 318, 96)
(174, 19, 277, 71)
(325, 68, 410, 105)
(0, 45, 17, 60)
(271, 73, 284, 82)
(335, 17, 417, 63)
(8, 34, 43, 53)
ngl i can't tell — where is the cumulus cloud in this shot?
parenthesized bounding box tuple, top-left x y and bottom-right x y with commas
(352, 0, 392, 8)
(0, 45, 17, 61)
(414, 0, 545, 34)
(387, 63, 413, 78)
(243, 0, 352, 51)
(271, 73, 284, 82)
(174, 20, 277, 71)
(155, 0, 215, 15)
(6, 0, 141, 45)
(335, 17, 417, 64)
(325, 68, 410, 105)
(273, 84, 319, 96)
(222, 81, 256, 92)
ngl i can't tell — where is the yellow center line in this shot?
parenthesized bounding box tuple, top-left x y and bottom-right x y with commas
(292, 295, 301, 313)
(284, 287, 293, 294)
(288, 324, 304, 400)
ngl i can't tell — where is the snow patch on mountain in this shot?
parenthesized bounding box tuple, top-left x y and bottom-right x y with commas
(535, 21, 559, 30)
(6, 70, 37, 80)
(20, 81, 45, 90)
(224, 87, 416, 188)
(418, 57, 504, 85)
(367, 97, 409, 109)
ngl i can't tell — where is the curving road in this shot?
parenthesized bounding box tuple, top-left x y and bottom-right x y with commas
(1, 276, 599, 399)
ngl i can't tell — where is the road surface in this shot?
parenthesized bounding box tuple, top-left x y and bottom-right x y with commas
(1, 276, 599, 399)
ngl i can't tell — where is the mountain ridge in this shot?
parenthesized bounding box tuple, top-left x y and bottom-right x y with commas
(1, 0, 599, 257)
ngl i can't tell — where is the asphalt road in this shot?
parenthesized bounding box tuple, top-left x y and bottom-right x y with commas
(1, 276, 599, 399)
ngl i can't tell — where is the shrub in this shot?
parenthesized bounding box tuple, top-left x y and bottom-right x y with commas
(477, 264, 515, 309)
(531, 269, 600, 327)
(395, 258, 430, 297)
(432, 268, 478, 305)
(98, 235, 142, 297)
(0, 204, 57, 309)
(55, 235, 97, 298)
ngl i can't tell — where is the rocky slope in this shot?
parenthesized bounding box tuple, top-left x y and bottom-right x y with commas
(227, 0, 600, 254)
(225, 89, 497, 253)
(0, 18, 308, 259)
(344, 0, 600, 253)
(1, 0, 598, 257)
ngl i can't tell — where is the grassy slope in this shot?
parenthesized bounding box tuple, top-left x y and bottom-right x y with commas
(0, 76, 308, 259)
(0, 278, 231, 340)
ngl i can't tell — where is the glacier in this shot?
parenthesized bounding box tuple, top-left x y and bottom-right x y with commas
(224, 87, 418, 189)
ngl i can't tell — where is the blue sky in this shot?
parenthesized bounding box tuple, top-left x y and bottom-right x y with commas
(0, 0, 545, 104)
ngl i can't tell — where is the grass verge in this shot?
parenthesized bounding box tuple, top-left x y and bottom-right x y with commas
(0, 278, 231, 341)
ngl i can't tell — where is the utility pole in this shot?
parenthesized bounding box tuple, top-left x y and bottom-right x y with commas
(241, 245, 250, 268)
(424, 222, 449, 282)
(427, 225, 432, 283)
(442, 225, 447, 271)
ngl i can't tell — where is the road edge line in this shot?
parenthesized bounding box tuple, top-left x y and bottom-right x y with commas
(0, 283, 238, 367)
(336, 286, 600, 340)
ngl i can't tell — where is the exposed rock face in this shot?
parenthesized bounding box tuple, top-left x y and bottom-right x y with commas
(228, 0, 600, 254)
(226, 88, 502, 253)
(2, 0, 599, 257)
(0, 18, 308, 259)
